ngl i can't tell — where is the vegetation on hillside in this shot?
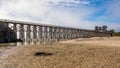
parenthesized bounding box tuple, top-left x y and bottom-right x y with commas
(109, 30, 120, 36)
(95, 25, 120, 37)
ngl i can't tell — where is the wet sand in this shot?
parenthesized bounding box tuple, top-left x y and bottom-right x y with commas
(0, 37, 120, 68)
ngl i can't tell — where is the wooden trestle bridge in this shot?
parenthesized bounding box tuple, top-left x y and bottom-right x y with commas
(0, 19, 110, 44)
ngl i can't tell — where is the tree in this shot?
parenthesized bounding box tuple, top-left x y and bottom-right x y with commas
(102, 25, 107, 32)
(109, 29, 115, 36)
(95, 26, 99, 31)
(109, 30, 120, 37)
(95, 25, 108, 32)
(98, 27, 102, 32)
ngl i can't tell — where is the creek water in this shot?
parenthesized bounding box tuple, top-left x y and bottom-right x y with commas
(0, 41, 48, 47)
(0, 42, 34, 47)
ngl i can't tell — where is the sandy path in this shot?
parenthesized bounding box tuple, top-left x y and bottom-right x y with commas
(60, 37, 120, 47)
(0, 37, 120, 68)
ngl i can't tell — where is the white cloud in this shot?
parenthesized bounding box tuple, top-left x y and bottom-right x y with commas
(0, 0, 92, 24)
(49, 0, 90, 7)
(0, 0, 119, 31)
(0, 0, 51, 21)
(49, 0, 90, 5)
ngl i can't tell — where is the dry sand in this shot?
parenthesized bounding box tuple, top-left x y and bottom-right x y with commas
(0, 37, 120, 68)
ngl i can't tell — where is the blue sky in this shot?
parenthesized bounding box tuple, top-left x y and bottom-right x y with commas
(0, 0, 120, 31)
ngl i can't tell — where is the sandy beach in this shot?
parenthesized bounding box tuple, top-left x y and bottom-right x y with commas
(0, 37, 120, 68)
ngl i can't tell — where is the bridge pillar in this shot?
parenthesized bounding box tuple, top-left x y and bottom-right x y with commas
(36, 26, 40, 43)
(45, 26, 49, 43)
(33, 25, 37, 44)
(26, 25, 31, 44)
(38, 26, 42, 44)
(62, 28, 65, 40)
(70, 29, 73, 39)
(41, 26, 47, 44)
(30, 25, 34, 44)
(65, 28, 68, 40)
(19, 24, 25, 42)
(51, 27, 55, 42)
(55, 27, 60, 42)
(12, 23, 17, 42)
(48, 27, 52, 43)
(53, 27, 57, 42)
(59, 28, 63, 41)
